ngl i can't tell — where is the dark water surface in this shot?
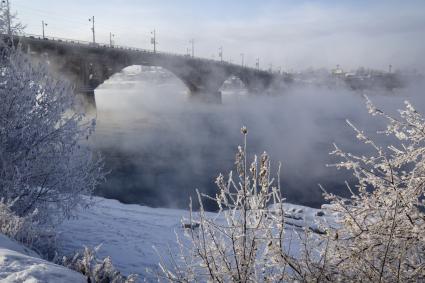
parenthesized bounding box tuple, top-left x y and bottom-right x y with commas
(90, 66, 425, 210)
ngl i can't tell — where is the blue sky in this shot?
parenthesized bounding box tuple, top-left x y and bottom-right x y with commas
(10, 0, 425, 71)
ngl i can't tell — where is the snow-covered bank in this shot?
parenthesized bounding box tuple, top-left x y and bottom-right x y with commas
(57, 197, 191, 280)
(0, 197, 335, 281)
(0, 234, 85, 282)
(57, 197, 333, 280)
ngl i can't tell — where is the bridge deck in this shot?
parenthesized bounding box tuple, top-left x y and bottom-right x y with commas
(16, 33, 266, 74)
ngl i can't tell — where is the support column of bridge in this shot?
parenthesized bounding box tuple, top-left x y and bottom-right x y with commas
(180, 71, 226, 104)
(78, 59, 104, 96)
(188, 88, 222, 103)
(78, 60, 91, 95)
(77, 52, 130, 96)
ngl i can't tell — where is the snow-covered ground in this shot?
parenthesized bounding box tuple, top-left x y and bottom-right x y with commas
(56, 196, 335, 281)
(57, 197, 192, 280)
(0, 197, 336, 281)
(0, 234, 85, 282)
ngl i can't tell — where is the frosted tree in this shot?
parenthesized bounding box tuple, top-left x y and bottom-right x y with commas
(317, 97, 425, 282)
(0, 44, 105, 224)
(0, 0, 24, 36)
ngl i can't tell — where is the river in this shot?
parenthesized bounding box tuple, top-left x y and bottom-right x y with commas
(87, 66, 424, 210)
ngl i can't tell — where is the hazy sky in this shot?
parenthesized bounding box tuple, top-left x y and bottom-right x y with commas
(11, 0, 425, 72)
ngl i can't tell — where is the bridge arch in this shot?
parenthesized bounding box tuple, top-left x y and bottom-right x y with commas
(97, 65, 191, 97)
(220, 75, 249, 95)
(95, 62, 226, 103)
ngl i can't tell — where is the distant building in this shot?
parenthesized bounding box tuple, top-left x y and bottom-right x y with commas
(331, 65, 345, 78)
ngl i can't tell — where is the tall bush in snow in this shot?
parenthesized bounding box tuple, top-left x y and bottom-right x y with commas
(158, 127, 300, 282)
(318, 97, 425, 282)
(0, 45, 105, 224)
(61, 245, 138, 283)
(0, 198, 58, 258)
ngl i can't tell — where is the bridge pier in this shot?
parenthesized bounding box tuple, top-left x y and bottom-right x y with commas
(81, 89, 95, 96)
(189, 90, 222, 104)
(75, 93, 97, 114)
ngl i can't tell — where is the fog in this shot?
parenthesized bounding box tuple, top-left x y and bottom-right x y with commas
(89, 66, 425, 210)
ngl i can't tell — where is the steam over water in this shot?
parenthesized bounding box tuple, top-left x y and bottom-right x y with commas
(90, 66, 425, 210)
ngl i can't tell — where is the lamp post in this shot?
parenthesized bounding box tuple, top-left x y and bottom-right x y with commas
(255, 58, 260, 70)
(42, 20, 47, 39)
(88, 16, 95, 44)
(240, 53, 244, 67)
(189, 39, 194, 57)
(151, 29, 157, 53)
(219, 46, 223, 62)
(109, 32, 115, 47)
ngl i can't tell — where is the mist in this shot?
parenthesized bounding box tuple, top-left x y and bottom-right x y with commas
(87, 66, 425, 210)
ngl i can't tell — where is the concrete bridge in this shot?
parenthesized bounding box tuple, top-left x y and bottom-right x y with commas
(13, 34, 278, 101)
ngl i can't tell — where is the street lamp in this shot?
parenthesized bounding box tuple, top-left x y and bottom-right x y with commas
(240, 53, 244, 67)
(109, 32, 115, 47)
(151, 29, 157, 53)
(255, 58, 260, 70)
(189, 39, 195, 57)
(42, 20, 47, 39)
(219, 46, 223, 62)
(88, 16, 95, 44)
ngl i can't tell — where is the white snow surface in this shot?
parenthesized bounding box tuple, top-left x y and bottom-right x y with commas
(57, 197, 335, 281)
(0, 234, 85, 283)
(0, 197, 335, 282)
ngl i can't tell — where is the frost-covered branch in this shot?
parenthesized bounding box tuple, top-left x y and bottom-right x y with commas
(320, 96, 425, 282)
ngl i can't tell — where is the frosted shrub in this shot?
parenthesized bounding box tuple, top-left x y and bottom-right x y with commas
(317, 97, 425, 282)
(0, 45, 105, 224)
(0, 199, 27, 240)
(61, 245, 138, 283)
(158, 127, 303, 282)
(0, 198, 57, 258)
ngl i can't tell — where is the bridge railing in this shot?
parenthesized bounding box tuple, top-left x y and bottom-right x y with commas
(18, 33, 269, 73)
(21, 33, 197, 58)
(22, 33, 93, 46)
